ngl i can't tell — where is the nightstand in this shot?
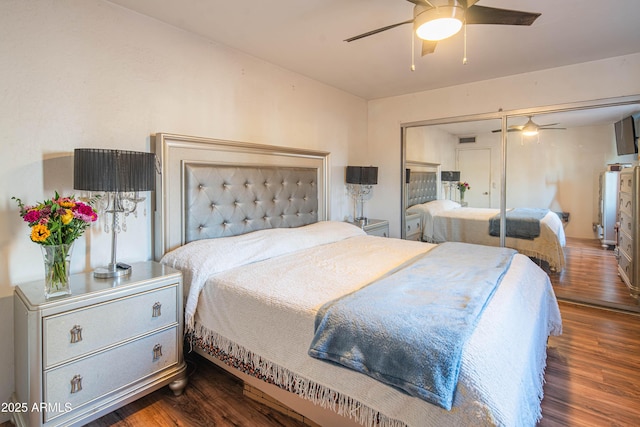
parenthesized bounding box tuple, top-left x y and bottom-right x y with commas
(349, 219, 389, 237)
(11, 261, 187, 427)
(405, 213, 422, 241)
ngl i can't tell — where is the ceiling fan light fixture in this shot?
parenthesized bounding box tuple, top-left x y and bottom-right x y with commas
(521, 117, 539, 136)
(414, 5, 464, 41)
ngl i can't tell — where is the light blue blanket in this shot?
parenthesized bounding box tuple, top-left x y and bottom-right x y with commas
(308, 242, 516, 410)
(489, 208, 549, 239)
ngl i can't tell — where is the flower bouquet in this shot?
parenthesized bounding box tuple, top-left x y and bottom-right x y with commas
(13, 192, 98, 297)
(457, 182, 471, 201)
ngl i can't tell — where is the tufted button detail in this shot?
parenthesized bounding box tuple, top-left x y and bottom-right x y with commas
(198, 225, 204, 230)
(245, 181, 250, 187)
(297, 181, 302, 186)
(198, 184, 204, 190)
(234, 201, 239, 206)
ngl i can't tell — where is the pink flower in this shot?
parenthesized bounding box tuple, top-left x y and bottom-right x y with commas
(73, 202, 98, 222)
(23, 209, 41, 223)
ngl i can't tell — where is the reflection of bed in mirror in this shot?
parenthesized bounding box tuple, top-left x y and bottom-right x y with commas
(155, 133, 562, 427)
(407, 196, 567, 272)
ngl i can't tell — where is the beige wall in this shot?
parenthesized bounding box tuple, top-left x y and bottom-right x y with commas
(0, 0, 368, 417)
(368, 54, 640, 238)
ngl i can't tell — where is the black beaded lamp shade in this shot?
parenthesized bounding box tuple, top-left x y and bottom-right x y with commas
(74, 148, 156, 192)
(440, 171, 461, 182)
(346, 166, 378, 185)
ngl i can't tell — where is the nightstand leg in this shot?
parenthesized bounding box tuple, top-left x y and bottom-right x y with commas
(169, 370, 189, 396)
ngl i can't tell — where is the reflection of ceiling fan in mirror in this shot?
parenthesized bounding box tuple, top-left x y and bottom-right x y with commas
(344, 0, 541, 56)
(492, 117, 567, 136)
(491, 116, 566, 136)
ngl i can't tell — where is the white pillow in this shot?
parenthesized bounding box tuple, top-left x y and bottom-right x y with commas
(407, 199, 460, 215)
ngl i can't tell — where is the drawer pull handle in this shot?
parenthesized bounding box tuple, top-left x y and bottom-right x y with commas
(70, 375, 83, 393)
(70, 325, 83, 343)
(153, 344, 163, 361)
(152, 302, 162, 317)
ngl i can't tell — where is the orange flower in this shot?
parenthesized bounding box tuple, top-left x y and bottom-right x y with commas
(57, 198, 75, 209)
(30, 224, 51, 242)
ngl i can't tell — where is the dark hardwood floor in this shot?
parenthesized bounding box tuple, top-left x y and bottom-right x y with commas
(546, 237, 640, 313)
(3, 237, 639, 427)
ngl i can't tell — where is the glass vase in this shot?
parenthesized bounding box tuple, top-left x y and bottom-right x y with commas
(42, 243, 73, 298)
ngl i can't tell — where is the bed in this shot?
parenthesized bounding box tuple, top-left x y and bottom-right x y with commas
(407, 200, 566, 272)
(154, 133, 562, 427)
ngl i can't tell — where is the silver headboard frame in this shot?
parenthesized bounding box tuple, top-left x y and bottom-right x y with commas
(406, 161, 441, 208)
(153, 133, 330, 260)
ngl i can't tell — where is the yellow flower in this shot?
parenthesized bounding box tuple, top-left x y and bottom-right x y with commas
(60, 209, 74, 225)
(30, 224, 51, 242)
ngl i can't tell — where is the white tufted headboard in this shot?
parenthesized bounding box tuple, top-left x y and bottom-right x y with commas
(153, 133, 330, 260)
(406, 161, 441, 208)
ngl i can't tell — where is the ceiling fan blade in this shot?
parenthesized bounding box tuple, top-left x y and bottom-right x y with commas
(344, 19, 414, 42)
(538, 123, 560, 128)
(540, 127, 566, 130)
(405, 0, 430, 5)
(421, 40, 438, 56)
(465, 5, 541, 26)
(491, 128, 522, 133)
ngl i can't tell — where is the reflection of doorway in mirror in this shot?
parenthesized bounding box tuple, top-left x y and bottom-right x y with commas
(457, 148, 491, 208)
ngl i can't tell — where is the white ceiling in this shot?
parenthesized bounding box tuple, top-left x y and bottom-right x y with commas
(107, 0, 640, 101)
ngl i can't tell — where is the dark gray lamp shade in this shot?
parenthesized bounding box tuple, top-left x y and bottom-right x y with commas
(74, 148, 156, 192)
(440, 171, 461, 182)
(346, 166, 378, 185)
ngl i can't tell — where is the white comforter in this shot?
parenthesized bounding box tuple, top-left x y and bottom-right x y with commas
(407, 200, 567, 272)
(162, 221, 562, 427)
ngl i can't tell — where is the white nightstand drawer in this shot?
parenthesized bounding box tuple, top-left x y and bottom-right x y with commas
(364, 221, 389, 237)
(44, 285, 178, 368)
(618, 250, 633, 286)
(619, 230, 633, 257)
(405, 215, 421, 236)
(619, 210, 634, 237)
(43, 326, 178, 422)
(619, 190, 633, 215)
(620, 172, 634, 193)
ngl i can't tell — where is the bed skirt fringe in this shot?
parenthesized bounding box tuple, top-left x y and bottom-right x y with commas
(187, 324, 407, 427)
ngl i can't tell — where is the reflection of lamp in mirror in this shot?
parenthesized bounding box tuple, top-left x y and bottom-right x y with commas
(74, 148, 156, 278)
(440, 170, 460, 200)
(346, 166, 378, 225)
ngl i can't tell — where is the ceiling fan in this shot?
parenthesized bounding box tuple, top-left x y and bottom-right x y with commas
(345, 0, 541, 57)
(492, 117, 566, 136)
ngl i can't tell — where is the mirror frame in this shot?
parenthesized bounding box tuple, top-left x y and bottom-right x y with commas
(400, 94, 640, 241)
